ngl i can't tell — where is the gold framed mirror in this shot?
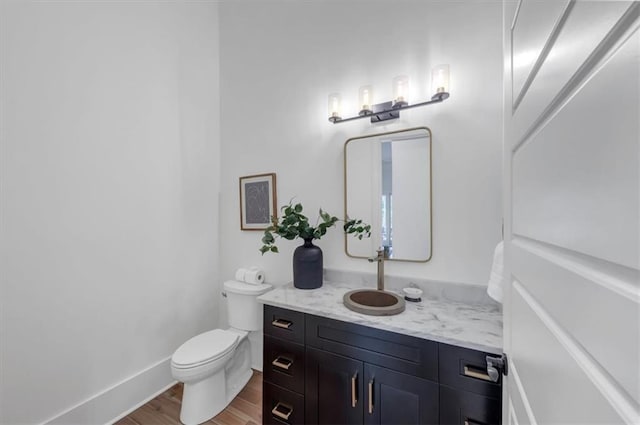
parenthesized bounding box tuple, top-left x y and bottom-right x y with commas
(344, 127, 432, 262)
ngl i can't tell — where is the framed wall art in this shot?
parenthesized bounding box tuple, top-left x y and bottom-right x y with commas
(239, 173, 277, 230)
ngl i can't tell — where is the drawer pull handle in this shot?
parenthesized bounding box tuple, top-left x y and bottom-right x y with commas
(272, 356, 293, 371)
(351, 372, 358, 408)
(272, 318, 293, 329)
(272, 402, 293, 421)
(368, 378, 374, 414)
(464, 419, 483, 425)
(463, 365, 493, 382)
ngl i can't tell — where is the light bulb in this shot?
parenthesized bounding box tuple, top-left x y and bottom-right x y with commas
(328, 93, 342, 122)
(431, 64, 450, 95)
(392, 75, 409, 107)
(358, 85, 373, 116)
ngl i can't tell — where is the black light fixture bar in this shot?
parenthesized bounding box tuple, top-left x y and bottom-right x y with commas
(329, 92, 450, 124)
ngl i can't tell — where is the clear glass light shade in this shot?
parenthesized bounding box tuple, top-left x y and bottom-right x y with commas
(432, 64, 450, 94)
(392, 75, 409, 106)
(328, 93, 342, 121)
(358, 85, 373, 115)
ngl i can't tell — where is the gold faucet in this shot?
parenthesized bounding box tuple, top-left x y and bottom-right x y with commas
(368, 248, 385, 291)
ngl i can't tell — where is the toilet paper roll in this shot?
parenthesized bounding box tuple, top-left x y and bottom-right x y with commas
(244, 268, 265, 285)
(234, 268, 247, 282)
(234, 267, 266, 285)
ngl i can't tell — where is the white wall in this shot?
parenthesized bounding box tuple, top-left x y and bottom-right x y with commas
(0, 2, 220, 424)
(218, 0, 503, 310)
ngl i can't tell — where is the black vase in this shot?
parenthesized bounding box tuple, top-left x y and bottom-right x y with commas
(293, 238, 323, 289)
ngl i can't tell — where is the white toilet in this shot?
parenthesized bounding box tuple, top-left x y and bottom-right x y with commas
(171, 280, 272, 425)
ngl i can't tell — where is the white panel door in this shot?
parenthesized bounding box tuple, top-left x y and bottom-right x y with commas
(503, 1, 640, 424)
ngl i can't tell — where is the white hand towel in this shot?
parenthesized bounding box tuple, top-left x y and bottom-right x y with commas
(487, 241, 504, 303)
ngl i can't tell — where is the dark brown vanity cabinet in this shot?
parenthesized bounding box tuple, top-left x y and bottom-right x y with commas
(263, 305, 503, 425)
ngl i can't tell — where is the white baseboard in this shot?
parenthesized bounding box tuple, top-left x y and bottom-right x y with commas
(44, 356, 175, 425)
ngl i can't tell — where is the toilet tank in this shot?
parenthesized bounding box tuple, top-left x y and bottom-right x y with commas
(223, 280, 273, 331)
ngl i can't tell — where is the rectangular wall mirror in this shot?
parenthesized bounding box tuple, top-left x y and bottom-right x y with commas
(344, 127, 432, 262)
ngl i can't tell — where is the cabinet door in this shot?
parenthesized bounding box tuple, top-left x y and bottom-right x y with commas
(305, 347, 364, 425)
(364, 363, 438, 425)
(440, 385, 501, 425)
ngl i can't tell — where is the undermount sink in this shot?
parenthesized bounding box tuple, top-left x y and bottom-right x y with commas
(343, 289, 406, 316)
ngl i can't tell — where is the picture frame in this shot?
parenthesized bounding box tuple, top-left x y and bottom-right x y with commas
(239, 173, 277, 230)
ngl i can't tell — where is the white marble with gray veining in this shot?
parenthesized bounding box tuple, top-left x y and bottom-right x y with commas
(324, 268, 499, 306)
(258, 278, 503, 354)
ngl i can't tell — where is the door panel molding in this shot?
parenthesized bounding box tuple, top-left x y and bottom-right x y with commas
(512, 236, 639, 404)
(512, 235, 639, 302)
(508, 360, 537, 425)
(511, 0, 573, 111)
(509, 0, 522, 32)
(508, 400, 521, 425)
(511, 26, 639, 268)
(513, 281, 639, 424)
(511, 2, 639, 152)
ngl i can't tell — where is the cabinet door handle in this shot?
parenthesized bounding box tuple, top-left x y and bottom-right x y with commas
(272, 318, 292, 329)
(368, 378, 374, 414)
(463, 365, 492, 382)
(272, 355, 293, 371)
(351, 372, 358, 408)
(272, 402, 293, 421)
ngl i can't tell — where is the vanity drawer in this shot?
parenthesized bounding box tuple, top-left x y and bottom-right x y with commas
(264, 305, 305, 344)
(439, 343, 502, 399)
(263, 382, 305, 425)
(305, 313, 438, 381)
(264, 335, 305, 394)
(440, 384, 501, 425)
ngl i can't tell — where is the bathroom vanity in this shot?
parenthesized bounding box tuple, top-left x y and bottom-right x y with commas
(258, 280, 504, 425)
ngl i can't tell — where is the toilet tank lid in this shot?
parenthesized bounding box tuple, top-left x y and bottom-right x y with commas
(223, 280, 273, 295)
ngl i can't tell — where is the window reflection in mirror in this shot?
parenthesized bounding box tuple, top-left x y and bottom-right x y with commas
(344, 127, 432, 262)
(381, 141, 392, 253)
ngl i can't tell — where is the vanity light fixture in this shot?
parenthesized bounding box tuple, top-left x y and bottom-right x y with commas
(328, 65, 450, 124)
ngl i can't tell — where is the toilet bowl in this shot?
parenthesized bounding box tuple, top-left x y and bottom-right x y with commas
(171, 280, 272, 425)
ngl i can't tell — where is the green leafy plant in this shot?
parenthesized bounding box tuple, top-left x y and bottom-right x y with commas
(260, 202, 371, 255)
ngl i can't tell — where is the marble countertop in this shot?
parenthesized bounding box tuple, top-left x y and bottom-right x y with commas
(258, 280, 503, 354)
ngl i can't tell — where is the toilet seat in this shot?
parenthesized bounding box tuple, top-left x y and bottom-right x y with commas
(171, 329, 239, 369)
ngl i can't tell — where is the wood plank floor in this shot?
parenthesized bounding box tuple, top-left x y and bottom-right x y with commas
(115, 371, 262, 425)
